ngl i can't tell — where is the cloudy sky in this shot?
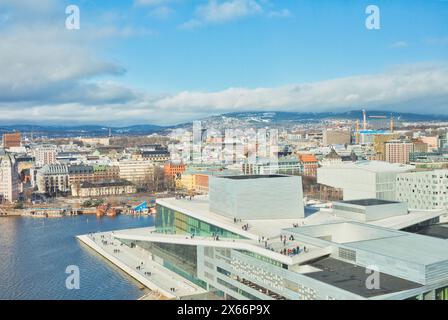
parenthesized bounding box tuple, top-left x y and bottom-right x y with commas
(0, 0, 447, 125)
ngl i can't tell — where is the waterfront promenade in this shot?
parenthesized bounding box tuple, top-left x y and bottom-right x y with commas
(77, 230, 207, 300)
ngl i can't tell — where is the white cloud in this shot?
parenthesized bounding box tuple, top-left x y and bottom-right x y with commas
(425, 37, 448, 46)
(391, 41, 408, 48)
(1, 1, 447, 125)
(179, 19, 203, 30)
(179, 0, 263, 29)
(151, 63, 448, 118)
(149, 6, 175, 19)
(134, 0, 173, 7)
(89, 25, 157, 39)
(197, 0, 262, 23)
(2, 63, 448, 125)
(267, 9, 291, 18)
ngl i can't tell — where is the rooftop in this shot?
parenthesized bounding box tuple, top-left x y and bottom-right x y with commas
(285, 222, 402, 244)
(287, 222, 448, 266)
(415, 224, 448, 240)
(321, 160, 414, 173)
(338, 199, 400, 206)
(157, 196, 299, 240)
(299, 154, 318, 162)
(307, 257, 422, 298)
(346, 232, 448, 265)
(157, 196, 443, 240)
(217, 174, 288, 180)
(80, 179, 133, 188)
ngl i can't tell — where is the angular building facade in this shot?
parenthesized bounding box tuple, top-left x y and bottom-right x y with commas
(317, 161, 413, 201)
(81, 173, 448, 300)
(396, 170, 448, 210)
(209, 175, 304, 220)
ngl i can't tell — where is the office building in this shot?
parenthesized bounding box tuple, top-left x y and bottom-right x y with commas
(412, 139, 429, 154)
(242, 157, 301, 175)
(421, 136, 439, 152)
(79, 137, 110, 146)
(34, 145, 58, 167)
(396, 169, 448, 210)
(115, 160, 155, 184)
(2, 132, 21, 149)
(164, 163, 186, 178)
(36, 164, 70, 194)
(71, 180, 136, 197)
(322, 129, 351, 146)
(385, 141, 414, 164)
(298, 154, 318, 177)
(0, 151, 19, 203)
(373, 133, 400, 161)
(317, 161, 413, 201)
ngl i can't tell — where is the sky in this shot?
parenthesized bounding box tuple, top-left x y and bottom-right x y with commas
(0, 0, 447, 125)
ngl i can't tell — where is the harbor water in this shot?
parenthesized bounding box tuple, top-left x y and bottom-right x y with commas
(0, 214, 154, 300)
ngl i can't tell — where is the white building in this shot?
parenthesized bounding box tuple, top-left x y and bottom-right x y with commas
(396, 170, 448, 210)
(332, 199, 408, 222)
(114, 159, 155, 184)
(317, 161, 414, 201)
(35, 164, 70, 194)
(209, 175, 305, 220)
(241, 157, 301, 175)
(83, 174, 448, 300)
(34, 145, 58, 167)
(0, 151, 19, 203)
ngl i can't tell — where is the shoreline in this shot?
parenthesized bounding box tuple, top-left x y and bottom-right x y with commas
(76, 234, 175, 300)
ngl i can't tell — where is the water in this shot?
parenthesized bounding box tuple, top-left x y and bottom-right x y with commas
(0, 214, 154, 300)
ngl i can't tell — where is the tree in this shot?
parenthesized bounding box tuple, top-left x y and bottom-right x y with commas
(154, 166, 167, 192)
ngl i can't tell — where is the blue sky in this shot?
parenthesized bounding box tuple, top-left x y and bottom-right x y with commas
(0, 0, 447, 125)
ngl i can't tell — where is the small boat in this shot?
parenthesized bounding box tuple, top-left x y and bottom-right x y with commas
(96, 203, 119, 217)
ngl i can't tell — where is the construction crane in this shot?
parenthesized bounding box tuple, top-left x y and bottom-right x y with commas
(362, 109, 367, 131)
(355, 120, 360, 144)
(390, 114, 394, 133)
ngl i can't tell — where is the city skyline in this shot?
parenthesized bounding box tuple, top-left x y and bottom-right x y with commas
(0, 0, 447, 125)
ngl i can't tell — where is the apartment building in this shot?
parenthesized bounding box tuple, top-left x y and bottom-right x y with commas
(0, 151, 19, 203)
(385, 140, 414, 164)
(34, 145, 58, 167)
(2, 132, 21, 149)
(396, 169, 448, 210)
(115, 159, 155, 184)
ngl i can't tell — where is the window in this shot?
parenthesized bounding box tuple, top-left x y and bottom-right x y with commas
(338, 248, 356, 262)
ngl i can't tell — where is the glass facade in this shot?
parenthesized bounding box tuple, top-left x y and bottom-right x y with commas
(155, 204, 246, 239)
(436, 286, 448, 300)
(217, 278, 261, 300)
(239, 250, 285, 268)
(136, 240, 207, 289)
